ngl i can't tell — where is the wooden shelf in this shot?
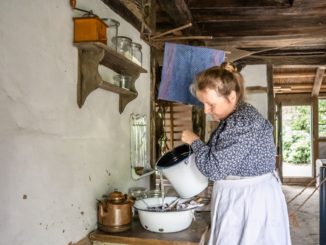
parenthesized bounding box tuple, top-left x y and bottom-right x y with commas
(74, 42, 147, 113)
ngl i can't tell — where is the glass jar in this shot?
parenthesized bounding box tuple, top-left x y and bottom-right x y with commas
(112, 36, 132, 60)
(147, 189, 164, 198)
(128, 187, 148, 201)
(131, 42, 142, 66)
(128, 187, 147, 217)
(113, 74, 132, 90)
(103, 18, 120, 50)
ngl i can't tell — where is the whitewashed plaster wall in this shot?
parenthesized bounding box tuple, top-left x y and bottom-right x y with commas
(241, 65, 268, 118)
(0, 1, 150, 244)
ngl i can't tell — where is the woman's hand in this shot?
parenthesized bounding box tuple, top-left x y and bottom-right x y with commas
(181, 130, 200, 145)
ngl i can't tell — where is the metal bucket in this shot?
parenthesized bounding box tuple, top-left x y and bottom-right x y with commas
(156, 144, 208, 198)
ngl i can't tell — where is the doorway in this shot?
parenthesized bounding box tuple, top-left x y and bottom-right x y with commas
(275, 94, 316, 185)
(281, 105, 313, 178)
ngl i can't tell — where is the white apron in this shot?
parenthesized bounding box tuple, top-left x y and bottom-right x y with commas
(208, 171, 292, 245)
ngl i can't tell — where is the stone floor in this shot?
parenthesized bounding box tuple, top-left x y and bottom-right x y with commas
(283, 163, 312, 177)
(282, 185, 319, 245)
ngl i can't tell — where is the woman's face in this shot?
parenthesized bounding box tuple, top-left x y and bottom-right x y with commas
(196, 88, 237, 121)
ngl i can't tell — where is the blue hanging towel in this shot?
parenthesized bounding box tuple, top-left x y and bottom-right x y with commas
(158, 42, 225, 106)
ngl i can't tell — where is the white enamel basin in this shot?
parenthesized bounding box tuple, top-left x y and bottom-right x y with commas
(134, 197, 195, 233)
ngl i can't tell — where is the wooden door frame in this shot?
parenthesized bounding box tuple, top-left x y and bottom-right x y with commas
(274, 93, 316, 185)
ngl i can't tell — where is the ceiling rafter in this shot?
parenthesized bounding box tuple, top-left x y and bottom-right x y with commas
(157, 0, 202, 37)
(104, 0, 326, 95)
(311, 68, 326, 97)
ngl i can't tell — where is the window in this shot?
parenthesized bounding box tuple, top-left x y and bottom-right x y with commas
(319, 98, 326, 138)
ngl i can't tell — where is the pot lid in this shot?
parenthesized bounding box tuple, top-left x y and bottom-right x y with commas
(108, 190, 126, 203)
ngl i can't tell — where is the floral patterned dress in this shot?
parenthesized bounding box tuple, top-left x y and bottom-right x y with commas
(191, 101, 291, 245)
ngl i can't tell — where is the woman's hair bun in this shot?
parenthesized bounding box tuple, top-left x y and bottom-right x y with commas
(221, 62, 237, 73)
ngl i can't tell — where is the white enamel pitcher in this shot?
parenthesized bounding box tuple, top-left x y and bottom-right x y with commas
(156, 144, 209, 198)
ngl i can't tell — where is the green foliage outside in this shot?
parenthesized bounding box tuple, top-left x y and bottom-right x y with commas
(282, 99, 326, 164)
(282, 106, 311, 164)
(319, 99, 326, 137)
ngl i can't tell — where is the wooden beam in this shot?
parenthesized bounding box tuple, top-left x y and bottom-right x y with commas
(274, 65, 326, 69)
(158, 0, 193, 26)
(206, 35, 326, 49)
(190, 5, 326, 18)
(273, 73, 321, 79)
(188, 0, 292, 8)
(312, 96, 318, 177)
(245, 86, 267, 93)
(276, 84, 325, 90)
(102, 0, 141, 30)
(267, 64, 275, 128)
(169, 104, 174, 148)
(102, 0, 151, 33)
(236, 54, 326, 66)
(311, 67, 326, 97)
(150, 50, 157, 189)
(157, 0, 202, 36)
(275, 93, 316, 104)
(200, 23, 326, 39)
(193, 12, 326, 23)
(151, 22, 192, 39)
(155, 35, 213, 41)
(120, 0, 143, 22)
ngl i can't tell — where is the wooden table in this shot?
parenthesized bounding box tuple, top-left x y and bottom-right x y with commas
(89, 211, 210, 245)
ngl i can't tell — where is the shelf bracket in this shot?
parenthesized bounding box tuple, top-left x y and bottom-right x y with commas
(119, 93, 137, 113)
(77, 47, 105, 108)
(74, 42, 147, 113)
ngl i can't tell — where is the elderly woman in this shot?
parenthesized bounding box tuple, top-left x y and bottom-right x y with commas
(181, 62, 291, 245)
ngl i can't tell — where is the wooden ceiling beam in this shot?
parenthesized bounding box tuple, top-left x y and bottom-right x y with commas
(274, 85, 326, 91)
(101, 0, 143, 32)
(158, 0, 192, 26)
(236, 55, 326, 66)
(273, 73, 326, 79)
(189, 1, 325, 9)
(191, 7, 326, 19)
(206, 35, 326, 49)
(311, 67, 326, 97)
(246, 86, 268, 93)
(188, 0, 292, 8)
(200, 25, 326, 38)
(193, 11, 326, 23)
(273, 65, 326, 69)
(275, 85, 317, 89)
(157, 0, 202, 36)
(253, 50, 326, 57)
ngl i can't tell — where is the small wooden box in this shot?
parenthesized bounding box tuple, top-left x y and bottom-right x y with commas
(73, 16, 108, 44)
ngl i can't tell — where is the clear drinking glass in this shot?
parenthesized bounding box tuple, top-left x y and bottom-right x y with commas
(113, 74, 132, 90)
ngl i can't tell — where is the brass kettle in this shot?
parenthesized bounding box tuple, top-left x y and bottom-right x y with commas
(98, 190, 132, 233)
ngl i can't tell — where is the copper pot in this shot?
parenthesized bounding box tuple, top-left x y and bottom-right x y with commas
(98, 190, 132, 233)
